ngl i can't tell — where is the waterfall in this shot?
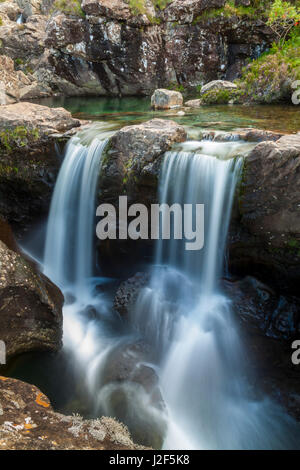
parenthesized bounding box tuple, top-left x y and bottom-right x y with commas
(131, 144, 300, 449)
(43, 125, 117, 375)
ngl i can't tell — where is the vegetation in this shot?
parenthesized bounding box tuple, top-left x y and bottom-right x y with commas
(0, 127, 40, 154)
(52, 0, 85, 18)
(0, 16, 3, 27)
(192, 0, 274, 23)
(201, 88, 241, 105)
(129, 0, 171, 16)
(237, 0, 300, 104)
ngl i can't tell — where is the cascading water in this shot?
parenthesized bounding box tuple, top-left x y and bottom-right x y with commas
(131, 141, 300, 449)
(43, 124, 119, 386)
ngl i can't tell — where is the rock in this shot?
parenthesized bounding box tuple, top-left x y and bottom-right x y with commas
(185, 99, 202, 108)
(230, 133, 300, 293)
(222, 275, 300, 422)
(98, 119, 186, 276)
(0, 376, 145, 450)
(0, 239, 63, 360)
(0, 102, 80, 232)
(151, 89, 183, 110)
(99, 341, 166, 448)
(82, 0, 156, 26)
(114, 273, 150, 317)
(0, 1, 21, 22)
(160, 0, 226, 23)
(200, 80, 238, 95)
(199, 128, 284, 142)
(223, 276, 300, 341)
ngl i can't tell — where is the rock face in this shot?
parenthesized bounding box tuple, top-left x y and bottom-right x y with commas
(0, 238, 63, 360)
(0, 0, 275, 98)
(97, 119, 186, 276)
(230, 134, 300, 293)
(151, 89, 183, 110)
(0, 102, 80, 232)
(99, 118, 186, 207)
(0, 376, 145, 450)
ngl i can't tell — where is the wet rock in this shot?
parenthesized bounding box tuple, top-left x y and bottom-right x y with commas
(0, 376, 145, 449)
(185, 98, 202, 108)
(0, 102, 80, 232)
(230, 133, 300, 293)
(0, 239, 63, 360)
(199, 128, 284, 142)
(99, 118, 186, 207)
(114, 273, 150, 317)
(151, 89, 183, 110)
(100, 341, 166, 448)
(223, 276, 300, 341)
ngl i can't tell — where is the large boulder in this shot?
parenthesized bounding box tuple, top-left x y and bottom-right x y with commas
(0, 238, 63, 360)
(230, 133, 300, 293)
(0, 102, 80, 232)
(200, 79, 238, 95)
(0, 376, 145, 450)
(151, 89, 183, 110)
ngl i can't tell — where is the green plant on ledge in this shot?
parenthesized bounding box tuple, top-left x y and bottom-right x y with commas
(0, 127, 40, 154)
(52, 0, 85, 18)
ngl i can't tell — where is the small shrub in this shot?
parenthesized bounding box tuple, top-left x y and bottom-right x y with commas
(267, 0, 300, 47)
(0, 127, 40, 154)
(53, 0, 85, 18)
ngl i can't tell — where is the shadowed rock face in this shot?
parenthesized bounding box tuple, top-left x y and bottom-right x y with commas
(0, 238, 64, 360)
(230, 134, 300, 293)
(0, 376, 146, 450)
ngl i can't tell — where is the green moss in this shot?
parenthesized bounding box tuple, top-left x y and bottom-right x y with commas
(201, 88, 241, 105)
(167, 82, 185, 93)
(53, 0, 85, 18)
(0, 16, 3, 26)
(0, 127, 40, 154)
(192, 0, 272, 24)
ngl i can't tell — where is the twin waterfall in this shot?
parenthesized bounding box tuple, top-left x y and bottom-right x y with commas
(43, 128, 299, 449)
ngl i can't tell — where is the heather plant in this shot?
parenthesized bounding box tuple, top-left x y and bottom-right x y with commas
(267, 0, 300, 47)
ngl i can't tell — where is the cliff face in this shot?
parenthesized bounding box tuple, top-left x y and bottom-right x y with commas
(0, 0, 275, 98)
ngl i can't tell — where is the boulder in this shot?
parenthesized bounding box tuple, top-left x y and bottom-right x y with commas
(0, 376, 145, 450)
(114, 273, 150, 317)
(230, 133, 300, 293)
(99, 341, 166, 448)
(201, 80, 238, 95)
(185, 98, 202, 108)
(0, 102, 80, 232)
(0, 239, 63, 360)
(151, 89, 183, 110)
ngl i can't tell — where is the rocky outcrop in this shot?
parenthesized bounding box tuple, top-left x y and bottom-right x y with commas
(0, 0, 275, 98)
(0, 55, 50, 105)
(100, 341, 166, 448)
(0, 376, 145, 450)
(99, 118, 186, 207)
(230, 133, 300, 294)
(151, 89, 183, 110)
(0, 238, 63, 360)
(200, 79, 238, 95)
(97, 119, 186, 276)
(0, 102, 80, 232)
